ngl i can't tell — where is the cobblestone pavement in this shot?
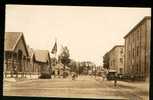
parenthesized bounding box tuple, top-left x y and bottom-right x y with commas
(3, 75, 149, 100)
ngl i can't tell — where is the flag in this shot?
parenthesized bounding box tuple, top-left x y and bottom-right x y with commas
(51, 41, 57, 54)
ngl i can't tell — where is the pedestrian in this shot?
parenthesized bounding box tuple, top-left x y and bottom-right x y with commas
(102, 74, 105, 81)
(52, 71, 55, 78)
(57, 70, 59, 75)
(94, 70, 97, 78)
(76, 73, 78, 79)
(72, 72, 76, 80)
(114, 74, 117, 87)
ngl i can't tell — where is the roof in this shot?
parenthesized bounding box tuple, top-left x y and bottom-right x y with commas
(33, 50, 50, 63)
(124, 16, 151, 39)
(5, 32, 29, 56)
(5, 32, 22, 51)
(109, 45, 124, 53)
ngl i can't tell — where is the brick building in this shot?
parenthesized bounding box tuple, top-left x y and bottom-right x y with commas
(108, 45, 124, 74)
(124, 16, 151, 81)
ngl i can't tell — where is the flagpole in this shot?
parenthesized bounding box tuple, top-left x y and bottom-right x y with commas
(55, 51, 57, 62)
(51, 38, 57, 62)
(55, 38, 57, 63)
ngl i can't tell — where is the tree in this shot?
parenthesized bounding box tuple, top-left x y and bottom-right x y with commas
(77, 62, 84, 74)
(78, 61, 96, 75)
(68, 59, 77, 72)
(103, 52, 110, 69)
(58, 46, 71, 69)
(51, 57, 57, 66)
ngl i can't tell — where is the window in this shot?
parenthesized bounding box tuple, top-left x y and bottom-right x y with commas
(120, 68, 123, 74)
(120, 58, 123, 64)
(13, 53, 17, 59)
(137, 46, 139, 56)
(133, 48, 134, 58)
(137, 29, 139, 40)
(128, 50, 130, 60)
(137, 64, 139, 73)
(120, 48, 123, 54)
(6, 52, 12, 60)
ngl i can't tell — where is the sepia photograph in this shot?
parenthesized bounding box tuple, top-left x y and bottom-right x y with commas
(3, 5, 151, 100)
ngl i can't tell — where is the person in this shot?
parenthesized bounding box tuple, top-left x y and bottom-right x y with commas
(102, 74, 105, 81)
(114, 73, 117, 87)
(58, 70, 60, 78)
(52, 71, 55, 78)
(72, 72, 76, 80)
(94, 70, 97, 78)
(75, 73, 78, 79)
(14, 66, 18, 78)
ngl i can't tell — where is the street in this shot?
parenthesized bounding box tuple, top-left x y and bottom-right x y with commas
(3, 75, 149, 100)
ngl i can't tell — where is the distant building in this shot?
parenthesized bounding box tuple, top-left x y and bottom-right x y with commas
(33, 50, 51, 78)
(124, 16, 151, 81)
(4, 32, 29, 78)
(108, 45, 124, 74)
(103, 52, 110, 69)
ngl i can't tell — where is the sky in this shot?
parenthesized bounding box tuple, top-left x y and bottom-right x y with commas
(5, 5, 151, 65)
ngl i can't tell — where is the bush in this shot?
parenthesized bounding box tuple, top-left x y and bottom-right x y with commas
(63, 72, 69, 78)
(39, 74, 51, 79)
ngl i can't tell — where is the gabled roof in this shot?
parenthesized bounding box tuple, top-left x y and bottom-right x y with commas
(4, 32, 29, 56)
(33, 50, 50, 63)
(5, 32, 22, 51)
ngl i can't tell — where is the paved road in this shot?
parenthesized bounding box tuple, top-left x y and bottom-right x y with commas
(3, 75, 149, 100)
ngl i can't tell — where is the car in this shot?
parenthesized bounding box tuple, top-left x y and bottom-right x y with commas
(117, 74, 124, 80)
(106, 70, 117, 80)
(120, 74, 134, 81)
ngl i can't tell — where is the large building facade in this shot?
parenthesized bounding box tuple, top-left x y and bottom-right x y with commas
(124, 16, 151, 81)
(109, 45, 124, 74)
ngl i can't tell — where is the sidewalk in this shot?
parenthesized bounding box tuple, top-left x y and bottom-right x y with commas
(117, 81, 149, 91)
(3, 75, 39, 83)
(95, 76, 149, 91)
(51, 75, 93, 81)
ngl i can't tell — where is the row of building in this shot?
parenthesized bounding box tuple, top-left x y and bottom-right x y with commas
(103, 16, 151, 81)
(3, 32, 63, 78)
